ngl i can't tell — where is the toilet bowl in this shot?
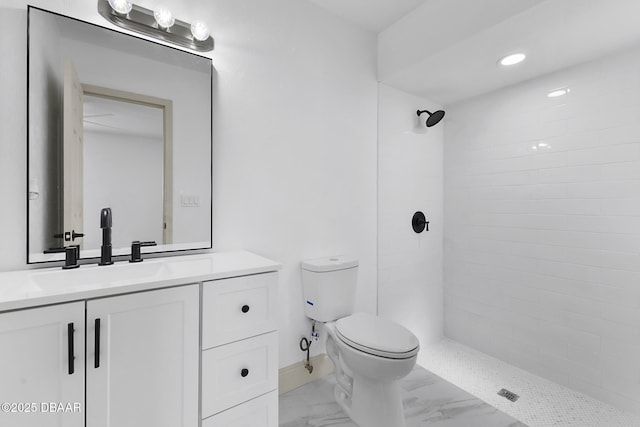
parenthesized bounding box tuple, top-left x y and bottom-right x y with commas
(301, 256, 420, 427)
(323, 313, 418, 427)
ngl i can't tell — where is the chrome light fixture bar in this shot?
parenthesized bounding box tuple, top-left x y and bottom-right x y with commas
(98, 0, 214, 52)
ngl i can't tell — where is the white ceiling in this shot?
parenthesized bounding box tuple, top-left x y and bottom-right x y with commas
(308, 0, 640, 105)
(307, 0, 427, 33)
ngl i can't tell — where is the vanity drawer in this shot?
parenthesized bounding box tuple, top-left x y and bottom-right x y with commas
(202, 272, 277, 349)
(202, 390, 278, 427)
(202, 332, 278, 417)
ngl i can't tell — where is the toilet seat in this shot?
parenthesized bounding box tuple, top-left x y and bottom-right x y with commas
(335, 313, 419, 359)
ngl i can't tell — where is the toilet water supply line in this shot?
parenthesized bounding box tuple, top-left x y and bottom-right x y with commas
(299, 321, 319, 374)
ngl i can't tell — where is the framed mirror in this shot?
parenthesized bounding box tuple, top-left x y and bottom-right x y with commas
(27, 6, 212, 264)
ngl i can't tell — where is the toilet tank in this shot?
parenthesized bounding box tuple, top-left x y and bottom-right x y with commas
(301, 255, 358, 322)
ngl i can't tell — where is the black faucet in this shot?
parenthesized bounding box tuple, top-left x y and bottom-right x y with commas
(130, 241, 157, 263)
(99, 208, 114, 266)
(62, 245, 80, 270)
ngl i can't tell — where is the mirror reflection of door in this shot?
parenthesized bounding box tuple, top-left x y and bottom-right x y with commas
(79, 85, 173, 249)
(63, 59, 84, 248)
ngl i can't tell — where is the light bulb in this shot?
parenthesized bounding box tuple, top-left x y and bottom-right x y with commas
(154, 7, 175, 29)
(191, 21, 210, 41)
(108, 0, 133, 14)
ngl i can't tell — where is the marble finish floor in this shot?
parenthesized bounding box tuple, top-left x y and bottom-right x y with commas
(279, 364, 526, 427)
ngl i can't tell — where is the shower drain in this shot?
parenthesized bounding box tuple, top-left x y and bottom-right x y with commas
(497, 388, 520, 402)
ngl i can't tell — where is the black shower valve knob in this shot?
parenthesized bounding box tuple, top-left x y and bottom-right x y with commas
(412, 211, 430, 233)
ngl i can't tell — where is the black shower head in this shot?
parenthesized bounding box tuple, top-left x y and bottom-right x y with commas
(417, 109, 445, 127)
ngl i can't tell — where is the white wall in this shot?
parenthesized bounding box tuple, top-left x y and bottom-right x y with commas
(444, 45, 640, 414)
(378, 84, 444, 354)
(207, 0, 378, 368)
(0, 0, 378, 369)
(0, 7, 28, 269)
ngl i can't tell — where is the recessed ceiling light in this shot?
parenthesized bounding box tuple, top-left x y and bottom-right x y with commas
(499, 53, 526, 66)
(547, 87, 570, 98)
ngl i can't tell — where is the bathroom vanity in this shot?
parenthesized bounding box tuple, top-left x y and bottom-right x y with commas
(0, 251, 280, 427)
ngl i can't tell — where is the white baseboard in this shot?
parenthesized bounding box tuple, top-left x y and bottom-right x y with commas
(279, 353, 334, 395)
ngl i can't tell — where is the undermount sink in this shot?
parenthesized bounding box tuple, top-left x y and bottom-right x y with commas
(29, 261, 169, 290)
(18, 255, 220, 297)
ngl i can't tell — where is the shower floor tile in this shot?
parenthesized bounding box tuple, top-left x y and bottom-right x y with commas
(279, 363, 525, 426)
(419, 339, 640, 427)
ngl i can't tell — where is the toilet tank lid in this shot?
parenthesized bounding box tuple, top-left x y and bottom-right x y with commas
(301, 255, 358, 272)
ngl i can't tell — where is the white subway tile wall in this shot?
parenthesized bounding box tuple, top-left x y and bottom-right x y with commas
(444, 45, 640, 415)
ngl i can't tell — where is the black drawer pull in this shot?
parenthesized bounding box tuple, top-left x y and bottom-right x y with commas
(67, 323, 75, 375)
(94, 318, 101, 368)
(241, 305, 250, 313)
(241, 368, 249, 378)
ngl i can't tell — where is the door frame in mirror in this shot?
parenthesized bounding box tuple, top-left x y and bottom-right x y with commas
(80, 84, 174, 245)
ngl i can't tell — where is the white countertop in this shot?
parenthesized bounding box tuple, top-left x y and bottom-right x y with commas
(0, 251, 281, 312)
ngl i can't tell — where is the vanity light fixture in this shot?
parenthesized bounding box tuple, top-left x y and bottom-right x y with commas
(499, 52, 526, 66)
(98, 0, 214, 52)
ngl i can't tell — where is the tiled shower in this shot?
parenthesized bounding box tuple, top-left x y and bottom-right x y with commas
(444, 44, 640, 414)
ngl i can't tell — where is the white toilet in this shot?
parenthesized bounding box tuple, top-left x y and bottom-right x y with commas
(301, 256, 419, 427)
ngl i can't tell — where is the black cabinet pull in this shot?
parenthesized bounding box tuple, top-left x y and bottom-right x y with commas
(241, 368, 249, 377)
(94, 318, 101, 368)
(67, 323, 75, 375)
(241, 305, 250, 313)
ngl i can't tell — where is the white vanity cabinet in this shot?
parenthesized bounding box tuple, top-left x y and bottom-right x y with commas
(86, 285, 199, 427)
(201, 272, 279, 426)
(0, 302, 85, 427)
(0, 251, 281, 427)
(0, 286, 198, 427)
